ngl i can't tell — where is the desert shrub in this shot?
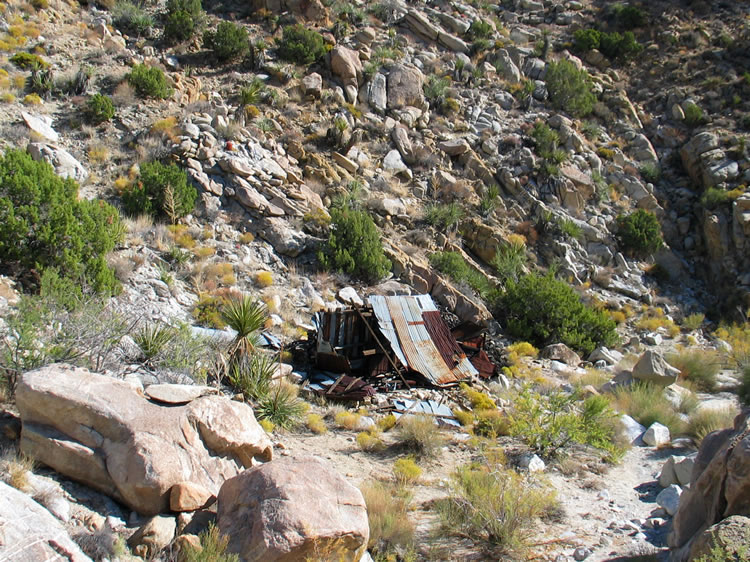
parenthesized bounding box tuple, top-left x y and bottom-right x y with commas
(640, 162, 661, 183)
(613, 382, 686, 435)
(127, 64, 173, 99)
(256, 382, 305, 429)
(396, 415, 445, 457)
(667, 349, 721, 393)
(454, 409, 474, 427)
(468, 19, 493, 39)
(492, 240, 527, 286)
(611, 4, 646, 29)
(85, 93, 115, 125)
(255, 271, 273, 287)
(599, 31, 642, 59)
(318, 208, 391, 282)
(0, 447, 35, 492)
(509, 387, 624, 460)
(498, 273, 618, 356)
(121, 161, 196, 220)
(430, 251, 495, 302)
(184, 522, 239, 562)
(164, 0, 203, 43)
(424, 74, 451, 111)
(357, 430, 385, 452)
(474, 409, 511, 438)
(222, 295, 267, 367)
(112, 1, 153, 37)
(393, 457, 422, 486)
(10, 52, 48, 70)
(616, 209, 663, 257)
(306, 413, 327, 434)
(435, 463, 557, 553)
(239, 77, 266, 105)
(334, 410, 362, 430)
(700, 187, 733, 209)
(228, 352, 276, 401)
(683, 102, 704, 127)
(0, 150, 122, 294)
(687, 406, 738, 445)
(425, 202, 463, 230)
(573, 28, 601, 51)
(203, 21, 249, 62)
(360, 480, 415, 558)
(26, 68, 53, 98)
(461, 382, 496, 410)
(377, 413, 397, 432)
(276, 24, 326, 65)
(683, 313, 705, 332)
(133, 323, 175, 362)
(545, 59, 595, 117)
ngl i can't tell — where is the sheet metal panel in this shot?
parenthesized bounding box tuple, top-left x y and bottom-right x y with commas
(369, 295, 476, 386)
(368, 296, 408, 368)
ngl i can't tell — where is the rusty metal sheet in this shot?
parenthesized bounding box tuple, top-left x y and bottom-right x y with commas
(369, 295, 476, 387)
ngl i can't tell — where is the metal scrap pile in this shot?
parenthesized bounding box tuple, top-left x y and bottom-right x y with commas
(301, 294, 497, 402)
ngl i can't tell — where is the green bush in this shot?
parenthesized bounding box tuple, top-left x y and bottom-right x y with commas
(425, 202, 463, 230)
(545, 59, 595, 117)
(616, 209, 663, 257)
(509, 387, 624, 460)
(613, 382, 687, 436)
(203, 21, 249, 62)
(610, 4, 646, 30)
(0, 150, 122, 294)
(256, 382, 306, 429)
(184, 523, 239, 562)
(121, 161, 196, 220)
(127, 64, 173, 99)
(684, 102, 705, 127)
(276, 24, 326, 65)
(468, 19, 493, 40)
(360, 480, 415, 559)
(396, 414, 445, 457)
(85, 93, 115, 125)
(667, 349, 721, 393)
(687, 406, 738, 445)
(430, 251, 495, 302)
(701, 187, 733, 209)
(492, 241, 526, 286)
(599, 31, 642, 59)
(573, 28, 601, 52)
(10, 52, 48, 70)
(112, 1, 154, 37)
(498, 273, 618, 356)
(318, 208, 391, 282)
(164, 0, 202, 43)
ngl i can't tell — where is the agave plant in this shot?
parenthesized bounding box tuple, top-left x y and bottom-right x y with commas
(221, 295, 267, 366)
(257, 381, 306, 429)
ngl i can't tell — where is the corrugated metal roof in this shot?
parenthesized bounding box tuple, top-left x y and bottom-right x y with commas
(368, 295, 477, 386)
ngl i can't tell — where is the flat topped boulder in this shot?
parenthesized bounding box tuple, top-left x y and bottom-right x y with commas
(145, 383, 218, 405)
(16, 364, 273, 515)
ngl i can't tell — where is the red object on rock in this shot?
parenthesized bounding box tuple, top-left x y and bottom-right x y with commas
(226, 140, 234, 151)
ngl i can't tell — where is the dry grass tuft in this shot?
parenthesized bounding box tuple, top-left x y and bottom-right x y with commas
(0, 447, 35, 492)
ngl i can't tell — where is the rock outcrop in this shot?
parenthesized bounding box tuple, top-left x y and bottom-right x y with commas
(16, 364, 273, 515)
(217, 455, 369, 561)
(668, 409, 750, 560)
(632, 350, 680, 386)
(0, 480, 92, 562)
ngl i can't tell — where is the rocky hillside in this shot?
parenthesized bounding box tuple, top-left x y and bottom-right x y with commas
(1, 0, 750, 560)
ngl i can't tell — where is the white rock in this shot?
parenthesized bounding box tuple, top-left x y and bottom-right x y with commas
(619, 414, 646, 444)
(520, 453, 545, 473)
(643, 422, 671, 447)
(22, 112, 59, 142)
(655, 484, 682, 516)
(673, 455, 695, 486)
(338, 287, 364, 307)
(658, 455, 683, 488)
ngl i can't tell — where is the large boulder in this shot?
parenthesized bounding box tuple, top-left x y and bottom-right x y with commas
(680, 132, 739, 189)
(386, 64, 425, 110)
(330, 46, 362, 104)
(688, 515, 750, 561)
(0, 480, 92, 561)
(217, 456, 369, 561)
(16, 364, 273, 515)
(668, 410, 750, 560)
(632, 350, 680, 386)
(28, 143, 88, 183)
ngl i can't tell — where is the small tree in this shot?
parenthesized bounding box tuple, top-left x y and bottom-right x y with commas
(164, 0, 203, 43)
(203, 21, 249, 62)
(318, 208, 391, 282)
(127, 64, 173, 99)
(545, 59, 595, 117)
(121, 161, 196, 220)
(276, 24, 326, 65)
(616, 209, 663, 257)
(85, 93, 115, 125)
(0, 149, 122, 294)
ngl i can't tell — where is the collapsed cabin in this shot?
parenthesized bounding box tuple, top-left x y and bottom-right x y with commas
(305, 294, 496, 400)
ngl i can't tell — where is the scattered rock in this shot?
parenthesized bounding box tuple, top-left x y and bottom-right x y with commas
(643, 422, 670, 447)
(127, 515, 177, 558)
(144, 383, 216, 405)
(619, 415, 646, 444)
(631, 351, 680, 386)
(656, 484, 682, 516)
(541, 343, 581, 367)
(22, 112, 59, 142)
(520, 453, 546, 473)
(217, 456, 369, 561)
(0, 481, 91, 562)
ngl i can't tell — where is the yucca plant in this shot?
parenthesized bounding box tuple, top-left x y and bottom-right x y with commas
(133, 323, 175, 362)
(221, 295, 267, 366)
